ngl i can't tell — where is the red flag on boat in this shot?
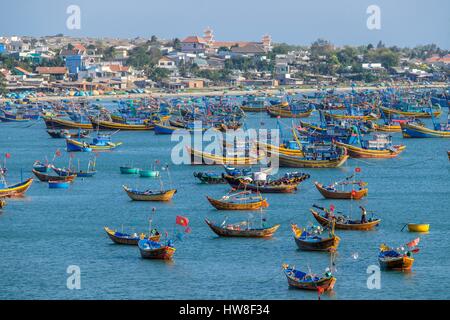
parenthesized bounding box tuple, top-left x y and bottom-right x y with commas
(317, 286, 325, 300)
(330, 204, 335, 212)
(355, 167, 361, 173)
(176, 215, 189, 227)
(5, 153, 11, 159)
(55, 149, 62, 157)
(407, 238, 420, 248)
(185, 227, 192, 234)
(351, 190, 357, 197)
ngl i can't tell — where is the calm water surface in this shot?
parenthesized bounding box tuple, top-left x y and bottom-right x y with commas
(1, 106, 449, 299)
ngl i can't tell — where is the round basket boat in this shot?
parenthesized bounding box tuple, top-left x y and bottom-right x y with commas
(407, 223, 430, 232)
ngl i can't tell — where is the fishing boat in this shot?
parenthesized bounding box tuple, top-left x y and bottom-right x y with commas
(0, 198, 5, 209)
(66, 134, 123, 152)
(123, 186, 177, 201)
(0, 178, 33, 197)
(378, 244, 415, 271)
(206, 191, 269, 210)
(268, 144, 349, 168)
(407, 223, 429, 232)
(0, 113, 30, 122)
(282, 264, 336, 291)
(138, 239, 176, 260)
(187, 147, 265, 166)
(46, 129, 90, 139)
(104, 227, 160, 245)
(335, 133, 405, 158)
(205, 218, 280, 238)
(154, 122, 207, 135)
(240, 96, 267, 112)
(139, 169, 160, 177)
(314, 178, 368, 200)
(120, 166, 139, 174)
(310, 205, 381, 230)
(291, 224, 340, 252)
(266, 104, 314, 118)
(193, 172, 226, 184)
(379, 105, 441, 118)
(258, 141, 303, 157)
(90, 117, 154, 131)
(32, 169, 77, 182)
(32, 161, 51, 173)
(322, 110, 379, 121)
(48, 180, 70, 189)
(400, 122, 450, 138)
(222, 172, 310, 193)
(44, 116, 93, 130)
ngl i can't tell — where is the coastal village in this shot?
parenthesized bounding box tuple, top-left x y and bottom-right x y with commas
(1, 28, 449, 98)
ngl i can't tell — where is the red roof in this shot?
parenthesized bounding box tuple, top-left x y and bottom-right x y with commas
(181, 36, 207, 44)
(14, 66, 32, 75)
(36, 67, 68, 74)
(107, 65, 130, 72)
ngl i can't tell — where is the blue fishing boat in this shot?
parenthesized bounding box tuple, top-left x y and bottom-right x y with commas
(66, 133, 122, 152)
(48, 180, 70, 189)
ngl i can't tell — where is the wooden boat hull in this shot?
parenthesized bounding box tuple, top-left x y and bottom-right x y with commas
(104, 227, 160, 245)
(139, 170, 159, 177)
(90, 118, 154, 131)
(123, 186, 177, 201)
(315, 182, 368, 200)
(323, 111, 379, 121)
(223, 174, 300, 193)
(207, 196, 268, 210)
(205, 219, 280, 237)
(266, 106, 313, 118)
(380, 106, 441, 118)
(188, 147, 264, 166)
(311, 209, 381, 230)
(375, 124, 402, 132)
(258, 142, 303, 156)
(0, 115, 30, 122)
(277, 152, 349, 168)
(193, 172, 226, 184)
(66, 138, 122, 152)
(407, 223, 429, 232)
(335, 141, 405, 158)
(44, 117, 93, 129)
(379, 256, 414, 271)
(32, 169, 76, 182)
(240, 105, 266, 112)
(139, 246, 175, 260)
(283, 269, 336, 291)
(400, 122, 450, 138)
(0, 178, 33, 197)
(294, 235, 340, 251)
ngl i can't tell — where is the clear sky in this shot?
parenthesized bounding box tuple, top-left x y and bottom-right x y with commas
(1, 0, 449, 48)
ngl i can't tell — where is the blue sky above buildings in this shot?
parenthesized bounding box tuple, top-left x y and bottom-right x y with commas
(0, 0, 449, 48)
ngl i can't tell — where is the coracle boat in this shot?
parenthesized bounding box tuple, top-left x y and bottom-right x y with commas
(335, 133, 405, 158)
(310, 205, 381, 230)
(44, 116, 93, 130)
(90, 117, 154, 131)
(123, 185, 177, 201)
(282, 264, 336, 291)
(314, 179, 368, 200)
(378, 244, 416, 271)
(104, 227, 160, 245)
(205, 218, 280, 238)
(291, 224, 340, 252)
(206, 191, 269, 210)
(138, 169, 160, 178)
(32, 169, 77, 182)
(187, 147, 265, 166)
(0, 178, 33, 197)
(46, 129, 90, 139)
(193, 172, 226, 184)
(400, 122, 450, 138)
(407, 223, 429, 232)
(222, 172, 310, 193)
(138, 239, 176, 260)
(120, 166, 139, 174)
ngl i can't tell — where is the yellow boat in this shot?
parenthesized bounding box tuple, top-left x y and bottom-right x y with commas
(44, 117, 93, 130)
(323, 111, 379, 121)
(187, 147, 265, 166)
(266, 105, 313, 118)
(257, 141, 304, 157)
(407, 223, 430, 232)
(0, 178, 33, 197)
(379, 106, 441, 119)
(90, 118, 155, 130)
(334, 141, 406, 158)
(374, 123, 402, 132)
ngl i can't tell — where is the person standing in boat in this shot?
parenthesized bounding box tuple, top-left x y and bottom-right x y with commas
(359, 206, 367, 223)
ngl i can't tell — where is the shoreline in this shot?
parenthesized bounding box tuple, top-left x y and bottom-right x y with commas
(0, 83, 447, 103)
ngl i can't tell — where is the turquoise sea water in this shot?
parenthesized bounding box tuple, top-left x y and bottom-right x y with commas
(0, 106, 449, 300)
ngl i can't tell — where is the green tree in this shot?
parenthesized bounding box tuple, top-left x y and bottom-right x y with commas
(0, 73, 7, 96)
(147, 67, 170, 82)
